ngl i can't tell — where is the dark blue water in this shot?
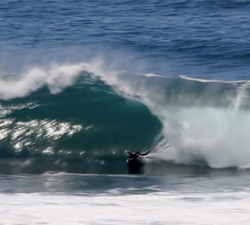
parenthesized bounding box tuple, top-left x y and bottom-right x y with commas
(1, 1, 250, 77)
(1, 0, 250, 174)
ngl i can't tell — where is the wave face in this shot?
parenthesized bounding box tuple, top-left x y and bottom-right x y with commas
(0, 63, 162, 173)
(1, 62, 250, 173)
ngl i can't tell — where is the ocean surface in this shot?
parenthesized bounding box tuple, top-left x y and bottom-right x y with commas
(1, 0, 250, 224)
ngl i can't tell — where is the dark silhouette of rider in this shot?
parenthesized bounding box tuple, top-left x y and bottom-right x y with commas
(126, 150, 150, 174)
(126, 150, 149, 163)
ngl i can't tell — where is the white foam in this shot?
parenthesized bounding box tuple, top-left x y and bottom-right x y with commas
(180, 74, 250, 84)
(1, 191, 250, 225)
(0, 63, 84, 100)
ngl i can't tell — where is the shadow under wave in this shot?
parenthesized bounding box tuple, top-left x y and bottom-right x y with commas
(0, 155, 248, 178)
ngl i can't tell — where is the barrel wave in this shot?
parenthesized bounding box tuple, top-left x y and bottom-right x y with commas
(0, 64, 162, 174)
(1, 62, 250, 174)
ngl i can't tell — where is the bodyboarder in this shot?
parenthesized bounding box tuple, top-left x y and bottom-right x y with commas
(126, 150, 150, 174)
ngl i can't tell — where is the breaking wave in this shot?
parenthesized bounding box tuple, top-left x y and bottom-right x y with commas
(1, 61, 250, 173)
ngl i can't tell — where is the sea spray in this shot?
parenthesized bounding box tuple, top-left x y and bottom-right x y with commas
(89, 65, 250, 169)
(0, 64, 84, 100)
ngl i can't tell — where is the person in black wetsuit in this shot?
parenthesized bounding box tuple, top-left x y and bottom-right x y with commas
(126, 150, 149, 174)
(126, 151, 147, 162)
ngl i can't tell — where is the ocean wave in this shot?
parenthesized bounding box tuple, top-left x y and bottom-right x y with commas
(0, 62, 250, 173)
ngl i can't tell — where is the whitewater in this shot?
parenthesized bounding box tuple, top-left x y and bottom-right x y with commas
(1, 0, 250, 224)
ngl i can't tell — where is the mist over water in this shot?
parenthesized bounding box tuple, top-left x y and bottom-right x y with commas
(86, 60, 250, 170)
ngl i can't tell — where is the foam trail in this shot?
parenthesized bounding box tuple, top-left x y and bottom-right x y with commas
(230, 83, 250, 110)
